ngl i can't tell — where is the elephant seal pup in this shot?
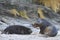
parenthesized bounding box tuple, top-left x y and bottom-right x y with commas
(2, 25, 32, 34)
(33, 19, 58, 37)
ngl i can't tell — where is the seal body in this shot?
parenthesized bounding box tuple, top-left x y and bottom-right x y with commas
(2, 25, 32, 34)
(33, 19, 58, 37)
(43, 26, 58, 37)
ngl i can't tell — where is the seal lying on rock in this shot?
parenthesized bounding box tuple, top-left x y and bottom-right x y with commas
(33, 18, 58, 37)
(2, 25, 32, 34)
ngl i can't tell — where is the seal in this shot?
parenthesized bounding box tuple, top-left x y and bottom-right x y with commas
(2, 25, 32, 34)
(33, 19, 58, 37)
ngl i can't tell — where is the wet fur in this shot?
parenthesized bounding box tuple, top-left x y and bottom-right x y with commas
(33, 19, 58, 37)
(2, 25, 32, 34)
